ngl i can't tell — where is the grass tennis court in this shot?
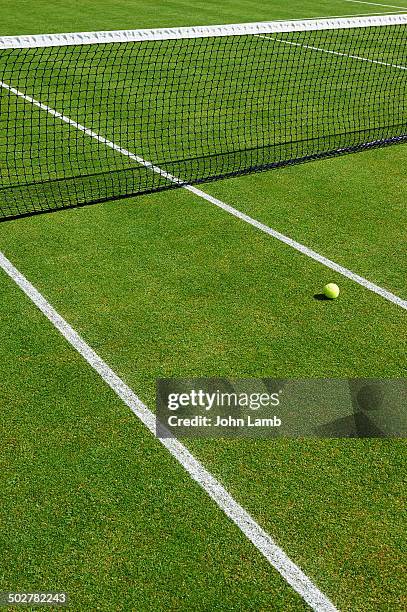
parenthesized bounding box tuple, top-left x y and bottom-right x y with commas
(0, 1, 406, 611)
(1, 19, 406, 217)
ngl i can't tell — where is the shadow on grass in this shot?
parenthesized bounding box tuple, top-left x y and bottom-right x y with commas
(313, 293, 331, 301)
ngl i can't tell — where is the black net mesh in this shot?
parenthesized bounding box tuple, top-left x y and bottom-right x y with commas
(0, 21, 406, 219)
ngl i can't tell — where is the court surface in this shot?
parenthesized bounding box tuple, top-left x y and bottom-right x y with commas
(0, 1, 406, 610)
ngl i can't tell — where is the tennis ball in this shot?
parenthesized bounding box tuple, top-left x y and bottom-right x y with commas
(323, 283, 340, 299)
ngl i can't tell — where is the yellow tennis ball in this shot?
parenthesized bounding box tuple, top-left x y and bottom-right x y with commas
(323, 283, 340, 299)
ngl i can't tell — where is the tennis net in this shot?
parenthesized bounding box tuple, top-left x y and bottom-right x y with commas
(0, 15, 406, 220)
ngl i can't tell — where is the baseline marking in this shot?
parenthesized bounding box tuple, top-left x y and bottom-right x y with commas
(1, 79, 406, 312)
(0, 250, 338, 612)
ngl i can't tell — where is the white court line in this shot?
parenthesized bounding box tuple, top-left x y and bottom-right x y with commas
(186, 187, 407, 310)
(343, 0, 407, 9)
(276, 12, 407, 18)
(323, 11, 407, 16)
(1, 78, 406, 310)
(256, 35, 407, 70)
(0, 80, 181, 184)
(0, 250, 338, 612)
(0, 30, 404, 612)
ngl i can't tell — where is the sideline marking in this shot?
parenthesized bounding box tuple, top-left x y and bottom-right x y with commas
(0, 250, 338, 612)
(1, 79, 406, 309)
(301, 11, 407, 16)
(343, 1, 407, 9)
(0, 79, 407, 310)
(185, 186, 407, 310)
(275, 11, 407, 18)
(256, 34, 407, 71)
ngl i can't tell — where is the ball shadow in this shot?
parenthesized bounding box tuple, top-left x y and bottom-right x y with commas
(313, 293, 330, 301)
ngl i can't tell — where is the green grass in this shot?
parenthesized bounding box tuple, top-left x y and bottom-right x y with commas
(0, 1, 406, 611)
(1, 15, 405, 218)
(203, 144, 407, 295)
(4, 0, 407, 35)
(0, 185, 405, 381)
(0, 274, 307, 612)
